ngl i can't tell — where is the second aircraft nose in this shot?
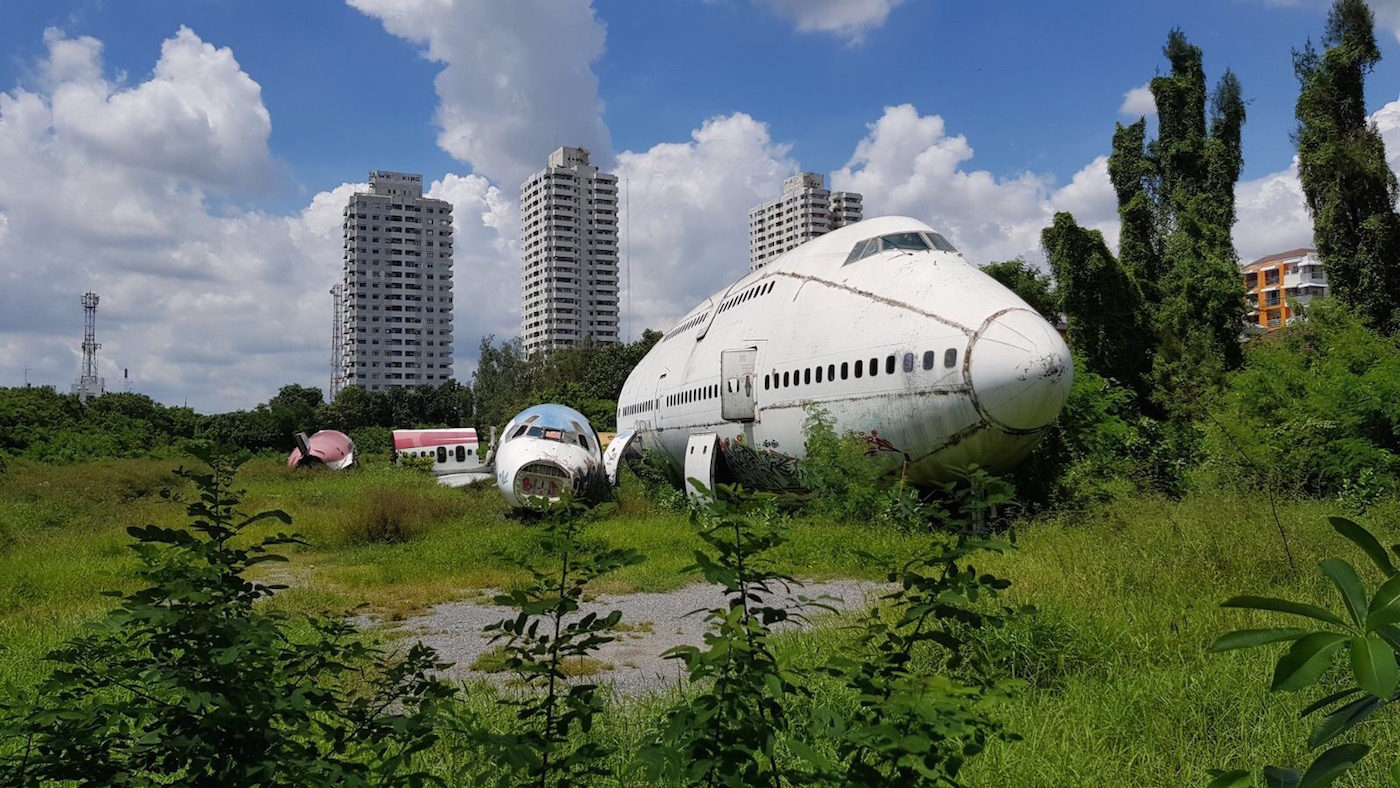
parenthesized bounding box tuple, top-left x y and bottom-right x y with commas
(966, 308, 1073, 433)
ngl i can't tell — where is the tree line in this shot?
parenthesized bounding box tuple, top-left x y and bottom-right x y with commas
(0, 332, 661, 462)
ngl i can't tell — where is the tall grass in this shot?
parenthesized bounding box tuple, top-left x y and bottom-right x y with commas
(3, 456, 1399, 783)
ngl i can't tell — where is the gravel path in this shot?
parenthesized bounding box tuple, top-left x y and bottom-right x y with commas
(382, 579, 884, 696)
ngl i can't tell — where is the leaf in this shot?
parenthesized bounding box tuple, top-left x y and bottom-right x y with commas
(1223, 596, 1349, 629)
(1209, 628, 1312, 652)
(1298, 687, 1363, 718)
(1350, 636, 1398, 699)
(1206, 770, 1253, 788)
(1330, 516, 1396, 575)
(1299, 743, 1368, 787)
(1272, 632, 1348, 692)
(1308, 694, 1382, 749)
(1265, 766, 1301, 788)
(1367, 574, 1400, 631)
(1319, 559, 1368, 628)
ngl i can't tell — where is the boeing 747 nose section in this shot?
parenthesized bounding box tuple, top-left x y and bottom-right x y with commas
(967, 308, 1073, 433)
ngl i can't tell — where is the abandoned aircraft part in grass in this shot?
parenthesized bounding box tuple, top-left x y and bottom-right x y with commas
(614, 215, 1074, 495)
(495, 404, 608, 510)
(392, 428, 494, 486)
(287, 430, 356, 470)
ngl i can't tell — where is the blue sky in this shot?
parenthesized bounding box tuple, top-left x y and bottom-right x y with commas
(2, 0, 1399, 410)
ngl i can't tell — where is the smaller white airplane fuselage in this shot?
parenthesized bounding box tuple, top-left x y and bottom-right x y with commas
(495, 404, 607, 510)
(610, 216, 1073, 492)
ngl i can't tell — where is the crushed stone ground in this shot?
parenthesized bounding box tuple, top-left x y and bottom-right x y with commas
(378, 579, 884, 696)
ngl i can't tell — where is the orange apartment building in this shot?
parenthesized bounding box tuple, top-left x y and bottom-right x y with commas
(1241, 248, 1329, 330)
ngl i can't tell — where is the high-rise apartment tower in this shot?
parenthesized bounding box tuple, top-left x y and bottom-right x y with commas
(748, 173, 862, 270)
(520, 147, 620, 356)
(332, 171, 454, 396)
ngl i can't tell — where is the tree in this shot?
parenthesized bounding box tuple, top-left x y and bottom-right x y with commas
(1042, 213, 1153, 394)
(1295, 0, 1400, 333)
(979, 259, 1060, 321)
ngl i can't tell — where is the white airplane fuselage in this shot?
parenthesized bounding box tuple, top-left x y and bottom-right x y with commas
(614, 216, 1073, 491)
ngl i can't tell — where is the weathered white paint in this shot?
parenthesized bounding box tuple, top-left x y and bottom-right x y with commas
(615, 215, 1074, 493)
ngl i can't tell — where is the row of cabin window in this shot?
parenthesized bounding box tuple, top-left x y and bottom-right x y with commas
(402, 446, 474, 463)
(719, 280, 775, 313)
(622, 398, 657, 417)
(667, 384, 718, 408)
(762, 348, 959, 391)
(662, 310, 710, 342)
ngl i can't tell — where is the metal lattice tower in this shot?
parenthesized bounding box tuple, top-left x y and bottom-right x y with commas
(329, 284, 345, 399)
(74, 291, 103, 403)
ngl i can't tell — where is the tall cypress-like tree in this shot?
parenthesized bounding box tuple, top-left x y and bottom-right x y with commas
(1295, 0, 1400, 333)
(1105, 29, 1247, 375)
(1042, 213, 1153, 393)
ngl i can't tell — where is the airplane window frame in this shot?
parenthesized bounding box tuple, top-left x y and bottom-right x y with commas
(886, 355, 896, 375)
(923, 350, 936, 370)
(816, 366, 824, 383)
(841, 362, 849, 380)
(804, 369, 811, 385)
(783, 371, 790, 387)
(870, 357, 879, 376)
(854, 359, 863, 378)
(903, 353, 915, 373)
(828, 363, 836, 381)
(944, 348, 958, 369)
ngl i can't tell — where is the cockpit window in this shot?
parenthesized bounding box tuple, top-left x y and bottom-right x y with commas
(923, 231, 958, 252)
(844, 231, 956, 265)
(879, 232, 930, 251)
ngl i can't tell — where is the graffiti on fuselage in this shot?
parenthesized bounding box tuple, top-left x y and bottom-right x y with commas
(856, 429, 903, 458)
(720, 433, 801, 490)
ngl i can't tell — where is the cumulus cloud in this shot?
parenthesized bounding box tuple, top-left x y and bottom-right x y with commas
(0, 28, 348, 410)
(1119, 83, 1157, 118)
(830, 104, 1119, 266)
(754, 0, 908, 42)
(613, 114, 797, 335)
(347, 0, 611, 188)
(425, 173, 520, 365)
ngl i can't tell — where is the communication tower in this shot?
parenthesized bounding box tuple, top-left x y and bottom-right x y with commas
(71, 291, 104, 403)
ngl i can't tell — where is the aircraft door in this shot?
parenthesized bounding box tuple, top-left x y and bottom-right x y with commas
(720, 348, 758, 422)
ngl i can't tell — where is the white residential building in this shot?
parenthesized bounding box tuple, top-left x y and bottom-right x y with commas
(748, 173, 863, 270)
(332, 171, 454, 396)
(520, 147, 620, 356)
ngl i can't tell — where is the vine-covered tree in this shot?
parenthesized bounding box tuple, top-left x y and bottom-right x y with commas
(980, 258, 1060, 321)
(1295, 0, 1400, 333)
(1042, 213, 1153, 393)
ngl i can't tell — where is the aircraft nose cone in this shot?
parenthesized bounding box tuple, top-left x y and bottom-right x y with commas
(968, 309, 1073, 432)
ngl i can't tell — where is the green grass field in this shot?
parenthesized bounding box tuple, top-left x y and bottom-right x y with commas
(2, 455, 1397, 784)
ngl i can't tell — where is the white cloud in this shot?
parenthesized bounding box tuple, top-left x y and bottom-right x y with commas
(755, 0, 908, 42)
(614, 113, 797, 335)
(830, 104, 1120, 266)
(347, 0, 611, 188)
(425, 173, 520, 368)
(0, 28, 346, 410)
(1119, 83, 1157, 118)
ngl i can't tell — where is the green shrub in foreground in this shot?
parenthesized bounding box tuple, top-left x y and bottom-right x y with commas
(1209, 514, 1400, 785)
(0, 445, 454, 786)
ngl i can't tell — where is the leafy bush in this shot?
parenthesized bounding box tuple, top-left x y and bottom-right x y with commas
(1209, 514, 1400, 784)
(797, 408, 900, 522)
(0, 445, 454, 785)
(456, 494, 643, 787)
(1205, 300, 1400, 498)
(641, 481, 820, 785)
(1014, 364, 1197, 509)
